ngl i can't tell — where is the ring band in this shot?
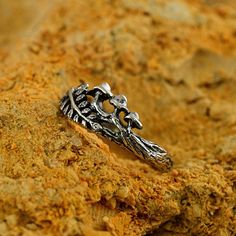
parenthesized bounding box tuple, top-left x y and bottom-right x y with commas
(60, 83, 173, 172)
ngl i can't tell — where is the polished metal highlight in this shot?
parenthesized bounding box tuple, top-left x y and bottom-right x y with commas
(60, 83, 173, 172)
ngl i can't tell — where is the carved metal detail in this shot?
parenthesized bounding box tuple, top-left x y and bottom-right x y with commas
(60, 83, 173, 172)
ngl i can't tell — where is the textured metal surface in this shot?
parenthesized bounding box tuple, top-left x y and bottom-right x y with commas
(60, 83, 173, 172)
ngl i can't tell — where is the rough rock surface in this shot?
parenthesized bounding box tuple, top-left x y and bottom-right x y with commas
(0, 0, 236, 235)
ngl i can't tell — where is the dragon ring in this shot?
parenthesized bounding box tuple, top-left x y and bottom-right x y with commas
(60, 82, 173, 172)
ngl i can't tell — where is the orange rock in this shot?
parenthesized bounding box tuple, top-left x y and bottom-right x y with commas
(0, 0, 235, 235)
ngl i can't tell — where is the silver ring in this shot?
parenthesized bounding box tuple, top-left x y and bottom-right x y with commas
(60, 83, 173, 172)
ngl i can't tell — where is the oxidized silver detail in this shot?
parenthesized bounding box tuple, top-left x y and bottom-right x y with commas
(60, 83, 173, 172)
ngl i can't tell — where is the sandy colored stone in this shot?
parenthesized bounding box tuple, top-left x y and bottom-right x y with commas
(0, 0, 236, 235)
